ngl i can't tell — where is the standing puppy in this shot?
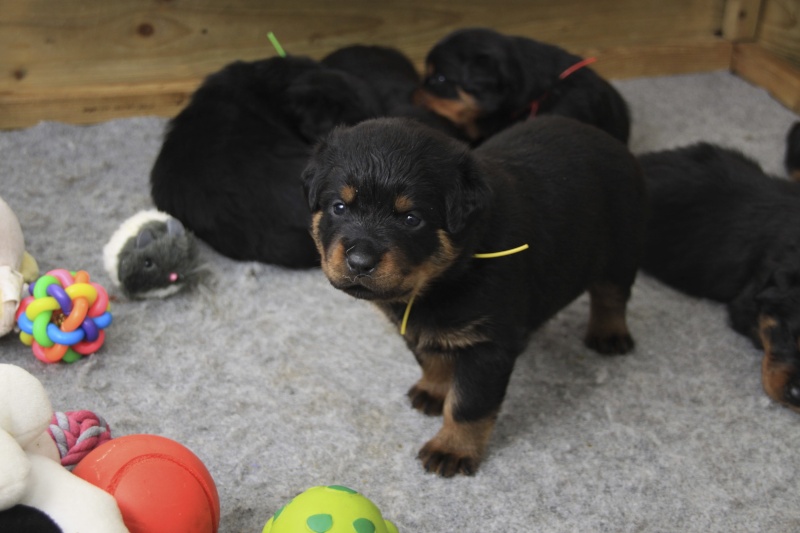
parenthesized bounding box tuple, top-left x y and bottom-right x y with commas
(303, 117, 646, 476)
(416, 27, 630, 144)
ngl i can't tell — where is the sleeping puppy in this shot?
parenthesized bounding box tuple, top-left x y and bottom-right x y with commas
(150, 55, 382, 268)
(322, 44, 469, 140)
(303, 116, 646, 476)
(785, 121, 800, 181)
(640, 143, 800, 412)
(415, 27, 630, 144)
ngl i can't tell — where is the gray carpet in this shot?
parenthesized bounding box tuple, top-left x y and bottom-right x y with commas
(1, 70, 798, 532)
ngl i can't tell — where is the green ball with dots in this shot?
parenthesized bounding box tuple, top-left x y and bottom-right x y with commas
(263, 485, 399, 533)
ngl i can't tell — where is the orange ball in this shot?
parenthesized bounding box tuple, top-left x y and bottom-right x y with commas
(73, 434, 220, 533)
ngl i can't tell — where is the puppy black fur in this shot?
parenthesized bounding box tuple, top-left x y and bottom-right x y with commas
(303, 116, 646, 476)
(785, 121, 800, 181)
(150, 55, 383, 268)
(640, 143, 800, 412)
(416, 27, 630, 144)
(321, 44, 469, 140)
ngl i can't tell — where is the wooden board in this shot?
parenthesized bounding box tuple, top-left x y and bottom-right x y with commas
(757, 0, 800, 64)
(732, 41, 800, 112)
(1, 0, 732, 129)
(722, 0, 765, 40)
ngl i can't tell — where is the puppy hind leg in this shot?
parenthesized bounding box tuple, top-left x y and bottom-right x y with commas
(585, 282, 635, 354)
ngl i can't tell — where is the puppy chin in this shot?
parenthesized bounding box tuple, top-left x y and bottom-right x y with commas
(337, 284, 409, 302)
(414, 87, 483, 140)
(329, 277, 411, 302)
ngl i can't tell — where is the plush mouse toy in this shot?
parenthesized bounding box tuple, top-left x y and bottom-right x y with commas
(103, 210, 201, 299)
(0, 364, 129, 533)
(0, 195, 39, 337)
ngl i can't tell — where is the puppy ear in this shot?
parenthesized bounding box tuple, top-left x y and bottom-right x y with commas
(301, 138, 329, 212)
(756, 272, 787, 307)
(286, 71, 380, 142)
(445, 153, 491, 234)
(754, 267, 800, 316)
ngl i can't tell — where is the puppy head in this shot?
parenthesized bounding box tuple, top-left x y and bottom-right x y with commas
(284, 68, 382, 143)
(417, 28, 525, 139)
(302, 118, 490, 302)
(756, 262, 800, 411)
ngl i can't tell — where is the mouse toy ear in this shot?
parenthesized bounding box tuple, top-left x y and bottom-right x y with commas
(444, 153, 492, 235)
(166, 217, 186, 237)
(135, 229, 156, 249)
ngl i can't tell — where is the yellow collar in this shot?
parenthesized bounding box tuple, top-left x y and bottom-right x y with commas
(400, 244, 529, 335)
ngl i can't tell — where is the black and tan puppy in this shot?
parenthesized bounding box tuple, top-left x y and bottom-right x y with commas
(302, 116, 646, 476)
(150, 55, 382, 268)
(641, 143, 800, 412)
(416, 27, 630, 144)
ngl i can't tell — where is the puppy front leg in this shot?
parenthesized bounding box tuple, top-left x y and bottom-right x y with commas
(417, 346, 514, 477)
(408, 351, 454, 416)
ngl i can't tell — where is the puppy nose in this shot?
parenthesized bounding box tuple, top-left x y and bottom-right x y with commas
(346, 249, 379, 275)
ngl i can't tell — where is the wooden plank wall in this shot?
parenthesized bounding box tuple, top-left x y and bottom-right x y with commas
(731, 0, 800, 112)
(0, 0, 764, 129)
(757, 0, 800, 61)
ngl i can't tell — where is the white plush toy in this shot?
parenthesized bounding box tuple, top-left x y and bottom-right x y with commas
(0, 195, 39, 337)
(0, 364, 129, 532)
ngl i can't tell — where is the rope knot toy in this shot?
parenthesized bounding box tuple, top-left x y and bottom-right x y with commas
(15, 269, 113, 363)
(48, 410, 112, 470)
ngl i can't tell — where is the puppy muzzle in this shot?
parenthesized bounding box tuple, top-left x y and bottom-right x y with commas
(345, 243, 380, 276)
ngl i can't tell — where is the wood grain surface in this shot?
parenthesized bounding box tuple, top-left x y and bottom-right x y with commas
(0, 0, 786, 128)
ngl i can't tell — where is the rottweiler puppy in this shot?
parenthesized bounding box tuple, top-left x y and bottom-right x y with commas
(640, 143, 800, 412)
(302, 116, 646, 476)
(415, 27, 630, 144)
(150, 55, 382, 268)
(785, 121, 800, 181)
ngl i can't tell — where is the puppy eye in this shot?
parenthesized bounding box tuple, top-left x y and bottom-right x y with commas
(332, 201, 346, 215)
(425, 73, 448, 86)
(144, 258, 154, 269)
(404, 213, 422, 227)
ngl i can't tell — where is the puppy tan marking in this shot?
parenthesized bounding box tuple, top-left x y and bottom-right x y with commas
(415, 318, 491, 352)
(310, 212, 325, 258)
(394, 194, 414, 213)
(414, 88, 482, 140)
(406, 230, 460, 297)
(759, 315, 800, 413)
(417, 393, 497, 477)
(340, 185, 357, 203)
(407, 354, 455, 416)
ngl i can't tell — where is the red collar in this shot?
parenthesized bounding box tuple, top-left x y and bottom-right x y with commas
(528, 57, 597, 118)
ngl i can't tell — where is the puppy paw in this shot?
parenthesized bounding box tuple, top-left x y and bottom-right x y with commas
(584, 333, 635, 355)
(417, 441, 480, 477)
(407, 385, 445, 416)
